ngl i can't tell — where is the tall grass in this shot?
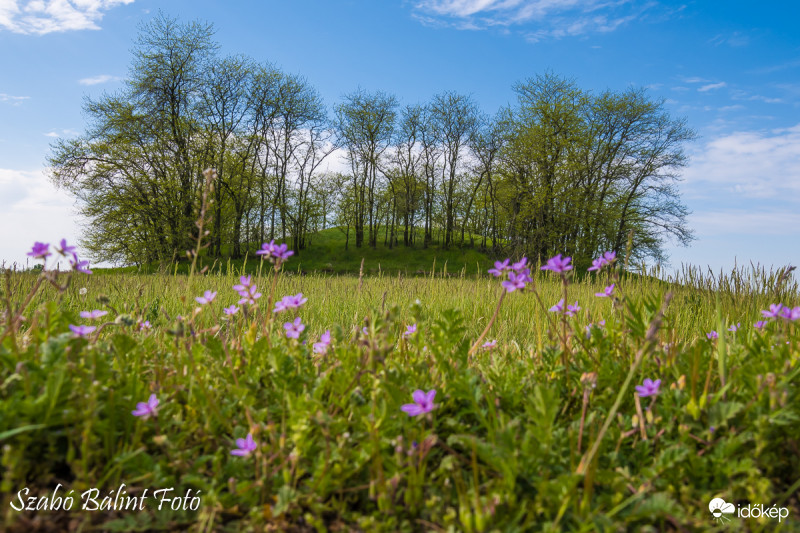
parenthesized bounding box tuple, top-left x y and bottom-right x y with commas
(1, 252, 799, 531)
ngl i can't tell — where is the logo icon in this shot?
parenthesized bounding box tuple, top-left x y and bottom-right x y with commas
(709, 498, 736, 523)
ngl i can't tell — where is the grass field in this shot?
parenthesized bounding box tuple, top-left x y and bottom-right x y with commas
(2, 240, 799, 532)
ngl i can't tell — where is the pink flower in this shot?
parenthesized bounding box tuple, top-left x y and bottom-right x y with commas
(56, 239, 77, 256)
(69, 253, 92, 274)
(284, 317, 305, 339)
(69, 324, 96, 337)
(313, 330, 331, 354)
(223, 305, 239, 316)
(273, 293, 307, 313)
(403, 324, 417, 337)
(27, 242, 51, 260)
(80, 310, 108, 319)
(501, 269, 531, 292)
(587, 251, 616, 272)
(549, 299, 565, 314)
(488, 259, 511, 277)
(132, 394, 159, 419)
(754, 320, 767, 330)
(762, 303, 787, 319)
(237, 285, 262, 306)
(566, 301, 581, 317)
(401, 389, 436, 417)
(195, 290, 217, 305)
(482, 340, 497, 350)
(232, 275, 252, 292)
(635, 378, 661, 398)
(138, 320, 151, 331)
(707, 331, 718, 340)
(231, 433, 258, 456)
(540, 254, 573, 273)
(595, 284, 615, 298)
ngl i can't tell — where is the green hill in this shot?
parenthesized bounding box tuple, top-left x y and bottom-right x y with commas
(99, 227, 497, 276)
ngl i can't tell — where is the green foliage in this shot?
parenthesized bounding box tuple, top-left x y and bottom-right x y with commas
(1, 265, 799, 531)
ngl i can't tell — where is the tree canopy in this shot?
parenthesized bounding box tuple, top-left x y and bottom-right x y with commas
(50, 14, 695, 267)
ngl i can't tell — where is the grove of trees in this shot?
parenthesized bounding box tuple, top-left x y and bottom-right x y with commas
(50, 13, 695, 267)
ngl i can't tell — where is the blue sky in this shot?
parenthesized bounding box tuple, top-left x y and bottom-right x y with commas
(1, 0, 799, 273)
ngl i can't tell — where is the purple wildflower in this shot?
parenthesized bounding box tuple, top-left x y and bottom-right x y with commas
(56, 239, 76, 256)
(69, 253, 92, 274)
(754, 320, 767, 330)
(273, 243, 294, 262)
(255, 240, 276, 257)
(549, 299, 565, 314)
(131, 394, 159, 419)
(595, 284, 615, 298)
(69, 324, 96, 337)
(231, 433, 258, 456)
(728, 323, 741, 332)
(635, 378, 661, 398)
(404, 324, 417, 337)
(588, 251, 616, 272)
(27, 241, 51, 260)
(401, 389, 436, 417)
(195, 290, 217, 305)
(238, 285, 262, 306)
(707, 331, 718, 340)
(138, 320, 151, 331)
(80, 310, 108, 320)
(566, 301, 581, 317)
(256, 240, 293, 265)
(482, 339, 497, 349)
(782, 306, 800, 321)
(313, 330, 331, 354)
(587, 257, 605, 272)
(511, 257, 528, 272)
(223, 305, 239, 316)
(273, 293, 307, 313)
(501, 270, 530, 293)
(540, 254, 573, 273)
(488, 258, 511, 277)
(284, 317, 305, 339)
(232, 275, 252, 292)
(762, 303, 787, 319)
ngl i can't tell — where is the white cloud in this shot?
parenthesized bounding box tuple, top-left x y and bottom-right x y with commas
(698, 82, 726, 92)
(0, 92, 30, 105)
(78, 74, 120, 85)
(0, 167, 83, 267)
(688, 210, 800, 236)
(43, 128, 78, 137)
(682, 124, 800, 199)
(0, 0, 134, 35)
(412, 0, 650, 39)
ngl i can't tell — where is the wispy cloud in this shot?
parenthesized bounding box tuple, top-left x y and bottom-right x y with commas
(730, 89, 783, 104)
(708, 32, 749, 48)
(0, 92, 30, 105)
(689, 210, 800, 236)
(698, 82, 726, 92)
(79, 74, 121, 85)
(0, 0, 134, 35)
(411, 0, 655, 40)
(0, 167, 81, 265)
(682, 124, 800, 199)
(43, 129, 78, 138)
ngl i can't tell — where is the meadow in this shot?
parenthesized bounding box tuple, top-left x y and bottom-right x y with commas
(1, 239, 799, 532)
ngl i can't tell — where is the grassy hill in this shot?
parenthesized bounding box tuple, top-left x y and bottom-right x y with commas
(101, 227, 497, 277)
